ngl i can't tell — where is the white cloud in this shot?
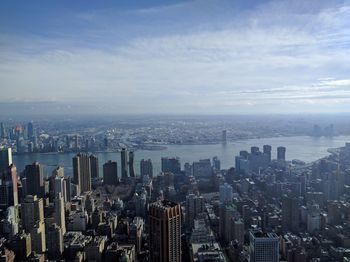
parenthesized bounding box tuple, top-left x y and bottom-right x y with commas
(0, 0, 350, 114)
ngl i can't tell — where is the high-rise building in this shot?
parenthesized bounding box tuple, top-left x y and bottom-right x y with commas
(1, 205, 19, 236)
(232, 219, 245, 245)
(0, 164, 18, 209)
(27, 122, 34, 139)
(129, 151, 135, 178)
(185, 194, 205, 230)
(65, 135, 70, 149)
(54, 193, 66, 234)
(212, 156, 221, 171)
(149, 200, 182, 262)
(53, 168, 67, 202)
(0, 147, 12, 172)
(103, 137, 108, 148)
(46, 223, 64, 259)
(121, 148, 128, 180)
(184, 162, 193, 177)
(24, 162, 45, 198)
(0, 122, 6, 138)
(277, 146, 286, 161)
(140, 159, 153, 179)
(89, 154, 99, 178)
(103, 160, 118, 186)
(222, 130, 227, 142)
(282, 195, 300, 233)
(8, 232, 31, 260)
(192, 159, 212, 178)
(249, 231, 279, 262)
(74, 134, 79, 151)
(161, 157, 181, 174)
(219, 183, 233, 204)
(21, 195, 44, 232)
(263, 145, 272, 162)
(219, 203, 238, 244)
(21, 195, 46, 253)
(73, 153, 92, 194)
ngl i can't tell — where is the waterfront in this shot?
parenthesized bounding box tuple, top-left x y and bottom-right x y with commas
(13, 135, 350, 177)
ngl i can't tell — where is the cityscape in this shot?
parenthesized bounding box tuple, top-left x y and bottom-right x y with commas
(2, 119, 350, 261)
(1, 0, 350, 261)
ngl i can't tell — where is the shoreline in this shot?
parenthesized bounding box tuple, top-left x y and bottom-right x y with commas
(12, 134, 344, 156)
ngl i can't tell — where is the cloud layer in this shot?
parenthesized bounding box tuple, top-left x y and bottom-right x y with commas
(1, 0, 350, 114)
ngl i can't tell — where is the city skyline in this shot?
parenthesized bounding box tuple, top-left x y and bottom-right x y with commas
(1, 0, 350, 114)
(2, 1, 350, 261)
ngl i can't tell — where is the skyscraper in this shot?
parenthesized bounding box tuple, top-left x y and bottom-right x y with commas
(73, 153, 92, 195)
(249, 231, 279, 262)
(140, 159, 153, 179)
(185, 194, 204, 230)
(193, 159, 212, 178)
(0, 122, 6, 138)
(53, 167, 67, 202)
(121, 148, 128, 180)
(161, 157, 181, 174)
(282, 195, 300, 233)
(263, 145, 272, 162)
(24, 162, 45, 198)
(54, 193, 66, 234)
(219, 203, 237, 244)
(46, 223, 64, 259)
(212, 156, 221, 170)
(74, 134, 79, 152)
(222, 130, 227, 142)
(129, 151, 135, 178)
(219, 183, 233, 204)
(0, 164, 18, 209)
(149, 200, 182, 262)
(89, 154, 99, 178)
(0, 147, 12, 172)
(277, 146, 286, 161)
(21, 195, 46, 253)
(27, 122, 34, 139)
(103, 160, 118, 186)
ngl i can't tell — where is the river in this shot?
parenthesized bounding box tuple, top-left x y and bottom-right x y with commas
(12, 135, 350, 177)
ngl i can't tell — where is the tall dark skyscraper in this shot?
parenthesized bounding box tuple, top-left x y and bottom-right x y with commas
(27, 122, 34, 139)
(212, 156, 221, 170)
(282, 195, 300, 233)
(0, 147, 12, 172)
(140, 159, 153, 179)
(24, 162, 45, 198)
(0, 164, 18, 209)
(161, 157, 181, 174)
(263, 145, 272, 162)
(21, 195, 46, 253)
(89, 154, 99, 178)
(0, 122, 6, 138)
(129, 151, 135, 178)
(185, 194, 204, 230)
(121, 148, 128, 180)
(73, 153, 91, 194)
(149, 200, 182, 262)
(222, 130, 227, 142)
(103, 160, 118, 186)
(277, 146, 286, 161)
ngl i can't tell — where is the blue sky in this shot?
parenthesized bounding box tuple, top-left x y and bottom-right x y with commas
(1, 0, 350, 115)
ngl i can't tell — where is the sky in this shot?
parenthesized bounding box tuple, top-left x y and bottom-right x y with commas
(0, 0, 350, 115)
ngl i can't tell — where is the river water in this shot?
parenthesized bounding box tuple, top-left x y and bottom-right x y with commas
(12, 135, 350, 177)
